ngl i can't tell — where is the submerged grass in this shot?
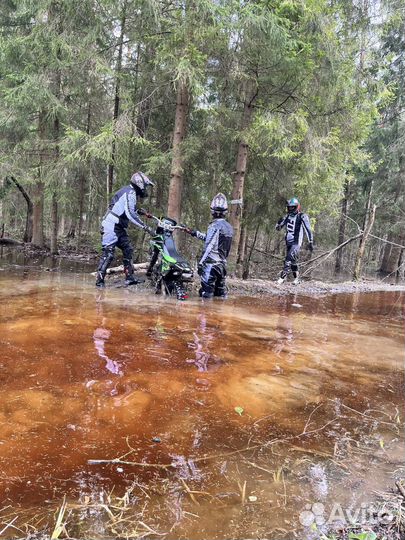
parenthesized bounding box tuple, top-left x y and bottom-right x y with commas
(2, 481, 168, 539)
(2, 435, 404, 539)
(1, 403, 404, 539)
(2, 477, 404, 540)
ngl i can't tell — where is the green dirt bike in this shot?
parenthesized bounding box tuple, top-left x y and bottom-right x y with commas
(147, 216, 194, 300)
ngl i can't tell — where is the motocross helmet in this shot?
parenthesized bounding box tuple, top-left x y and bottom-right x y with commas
(210, 192, 228, 218)
(286, 197, 300, 214)
(130, 171, 154, 199)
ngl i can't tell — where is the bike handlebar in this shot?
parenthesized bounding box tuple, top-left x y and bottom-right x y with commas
(150, 215, 187, 232)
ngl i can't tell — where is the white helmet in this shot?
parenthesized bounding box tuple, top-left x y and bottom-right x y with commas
(130, 171, 154, 198)
(210, 193, 228, 216)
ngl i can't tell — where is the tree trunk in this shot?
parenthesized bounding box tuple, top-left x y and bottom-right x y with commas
(32, 179, 44, 246)
(9, 176, 33, 242)
(0, 179, 3, 230)
(353, 189, 377, 280)
(107, 1, 127, 199)
(397, 245, 405, 280)
(242, 223, 260, 280)
(50, 99, 60, 255)
(32, 109, 47, 246)
(335, 179, 350, 273)
(76, 171, 86, 247)
(49, 108, 60, 255)
(211, 139, 221, 199)
(380, 232, 405, 274)
(58, 213, 66, 236)
(380, 155, 405, 274)
(379, 234, 393, 272)
(47, 0, 62, 255)
(241, 232, 250, 280)
(77, 100, 91, 248)
(167, 80, 189, 223)
(66, 220, 76, 238)
(50, 193, 58, 254)
(237, 221, 247, 265)
(228, 82, 257, 267)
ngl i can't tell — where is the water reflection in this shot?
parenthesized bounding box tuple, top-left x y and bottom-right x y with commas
(187, 314, 222, 373)
(93, 325, 122, 376)
(93, 295, 122, 376)
(0, 272, 403, 540)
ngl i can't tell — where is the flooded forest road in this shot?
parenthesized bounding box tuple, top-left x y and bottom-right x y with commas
(0, 268, 404, 539)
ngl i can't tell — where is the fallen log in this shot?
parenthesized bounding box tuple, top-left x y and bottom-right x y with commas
(90, 262, 148, 276)
(0, 237, 24, 246)
(247, 244, 284, 261)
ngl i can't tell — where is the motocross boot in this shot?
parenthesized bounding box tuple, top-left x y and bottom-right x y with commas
(96, 247, 115, 287)
(123, 258, 144, 286)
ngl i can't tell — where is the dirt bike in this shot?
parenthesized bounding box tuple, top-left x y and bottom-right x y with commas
(147, 216, 194, 300)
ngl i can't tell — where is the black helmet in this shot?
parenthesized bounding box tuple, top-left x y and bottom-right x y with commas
(210, 192, 228, 217)
(130, 171, 154, 199)
(286, 197, 300, 214)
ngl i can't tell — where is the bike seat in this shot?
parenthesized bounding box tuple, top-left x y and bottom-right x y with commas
(163, 237, 190, 266)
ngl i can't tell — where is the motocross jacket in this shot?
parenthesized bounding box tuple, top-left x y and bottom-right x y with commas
(102, 185, 147, 231)
(194, 218, 234, 265)
(277, 212, 313, 246)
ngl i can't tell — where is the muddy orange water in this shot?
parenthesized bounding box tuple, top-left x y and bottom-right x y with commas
(0, 270, 404, 539)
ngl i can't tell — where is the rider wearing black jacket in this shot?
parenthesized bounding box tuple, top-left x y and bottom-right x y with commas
(275, 197, 313, 284)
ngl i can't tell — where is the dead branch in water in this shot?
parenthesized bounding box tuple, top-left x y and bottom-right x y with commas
(88, 458, 173, 470)
(89, 412, 343, 476)
(180, 479, 200, 505)
(303, 402, 323, 433)
(238, 479, 247, 506)
(329, 399, 400, 428)
(0, 516, 20, 536)
(88, 438, 174, 469)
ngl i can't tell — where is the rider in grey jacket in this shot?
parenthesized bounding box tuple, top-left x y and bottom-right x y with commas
(187, 193, 233, 298)
(95, 172, 154, 287)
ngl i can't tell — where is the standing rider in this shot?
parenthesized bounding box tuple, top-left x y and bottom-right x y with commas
(95, 172, 154, 287)
(186, 193, 233, 298)
(275, 197, 313, 285)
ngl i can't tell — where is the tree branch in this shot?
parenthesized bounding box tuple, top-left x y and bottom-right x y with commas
(301, 233, 363, 277)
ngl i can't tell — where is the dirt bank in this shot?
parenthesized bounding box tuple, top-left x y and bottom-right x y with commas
(227, 277, 405, 298)
(105, 271, 405, 298)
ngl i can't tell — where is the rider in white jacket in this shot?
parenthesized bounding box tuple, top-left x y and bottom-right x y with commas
(96, 172, 154, 287)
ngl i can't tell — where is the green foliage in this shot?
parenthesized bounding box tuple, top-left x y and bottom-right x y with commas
(348, 532, 377, 540)
(0, 0, 402, 274)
